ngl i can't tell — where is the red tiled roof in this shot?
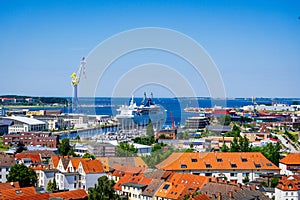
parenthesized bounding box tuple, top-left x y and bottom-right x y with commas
(276, 175, 300, 191)
(280, 153, 300, 165)
(0, 182, 20, 190)
(112, 164, 146, 176)
(156, 152, 279, 171)
(51, 155, 61, 168)
(81, 159, 105, 173)
(49, 189, 88, 200)
(155, 173, 209, 200)
(0, 186, 49, 200)
(189, 193, 210, 200)
(15, 153, 41, 163)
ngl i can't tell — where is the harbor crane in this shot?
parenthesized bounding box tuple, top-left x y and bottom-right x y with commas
(70, 57, 86, 113)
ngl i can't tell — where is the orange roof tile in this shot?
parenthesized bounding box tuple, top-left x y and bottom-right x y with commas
(51, 155, 61, 168)
(154, 173, 208, 200)
(49, 189, 88, 200)
(0, 182, 20, 190)
(276, 175, 300, 191)
(97, 157, 109, 172)
(189, 193, 210, 200)
(156, 152, 279, 171)
(280, 153, 300, 165)
(0, 186, 50, 200)
(81, 159, 105, 173)
(112, 164, 146, 176)
(15, 153, 41, 163)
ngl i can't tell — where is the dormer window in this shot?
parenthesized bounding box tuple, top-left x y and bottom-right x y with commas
(205, 164, 212, 168)
(241, 158, 247, 162)
(255, 163, 261, 168)
(181, 164, 187, 169)
(191, 159, 197, 162)
(231, 163, 237, 168)
(217, 158, 222, 162)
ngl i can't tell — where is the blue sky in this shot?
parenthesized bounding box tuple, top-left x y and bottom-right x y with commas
(0, 0, 299, 98)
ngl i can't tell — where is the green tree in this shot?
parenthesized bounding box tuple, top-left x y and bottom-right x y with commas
(243, 175, 249, 184)
(230, 135, 240, 152)
(88, 176, 121, 200)
(240, 136, 251, 152)
(46, 178, 57, 191)
(146, 119, 155, 136)
(83, 152, 96, 160)
(219, 115, 231, 126)
(58, 138, 74, 156)
(116, 142, 137, 157)
(221, 143, 229, 152)
(7, 164, 37, 187)
(271, 177, 280, 188)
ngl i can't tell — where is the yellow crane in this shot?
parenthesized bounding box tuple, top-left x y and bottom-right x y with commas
(70, 57, 86, 112)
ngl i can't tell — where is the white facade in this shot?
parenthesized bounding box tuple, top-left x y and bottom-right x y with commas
(55, 172, 79, 191)
(77, 162, 106, 191)
(36, 169, 57, 190)
(280, 163, 295, 176)
(171, 169, 278, 184)
(4, 116, 47, 133)
(275, 188, 299, 200)
(0, 167, 10, 183)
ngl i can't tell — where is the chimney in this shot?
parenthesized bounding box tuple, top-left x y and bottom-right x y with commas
(238, 183, 242, 189)
(253, 184, 257, 190)
(228, 191, 233, 198)
(217, 192, 222, 200)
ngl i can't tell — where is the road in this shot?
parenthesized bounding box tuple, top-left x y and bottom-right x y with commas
(273, 133, 299, 153)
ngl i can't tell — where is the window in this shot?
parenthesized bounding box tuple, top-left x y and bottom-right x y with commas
(181, 164, 187, 168)
(255, 163, 261, 168)
(266, 163, 272, 166)
(241, 158, 247, 162)
(230, 173, 237, 177)
(231, 163, 237, 168)
(205, 173, 212, 176)
(163, 184, 170, 190)
(74, 183, 77, 188)
(205, 164, 212, 168)
(191, 159, 197, 162)
(217, 158, 222, 162)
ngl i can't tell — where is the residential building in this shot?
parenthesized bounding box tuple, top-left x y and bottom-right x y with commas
(200, 181, 270, 200)
(98, 157, 147, 172)
(77, 159, 106, 190)
(133, 143, 152, 155)
(185, 116, 210, 129)
(0, 120, 13, 135)
(109, 164, 146, 182)
(156, 152, 280, 184)
(87, 142, 116, 157)
(0, 154, 15, 183)
(15, 153, 42, 166)
(31, 164, 58, 190)
(56, 172, 80, 191)
(2, 116, 47, 133)
(154, 173, 209, 200)
(275, 175, 300, 200)
(279, 153, 300, 175)
(156, 129, 177, 140)
(0, 186, 50, 199)
(49, 189, 88, 200)
(3, 132, 58, 147)
(74, 143, 88, 156)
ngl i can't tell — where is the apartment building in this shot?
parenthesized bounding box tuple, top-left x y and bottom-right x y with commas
(156, 152, 280, 184)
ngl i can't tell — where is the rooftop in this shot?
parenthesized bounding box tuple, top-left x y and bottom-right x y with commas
(4, 116, 46, 125)
(156, 152, 280, 171)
